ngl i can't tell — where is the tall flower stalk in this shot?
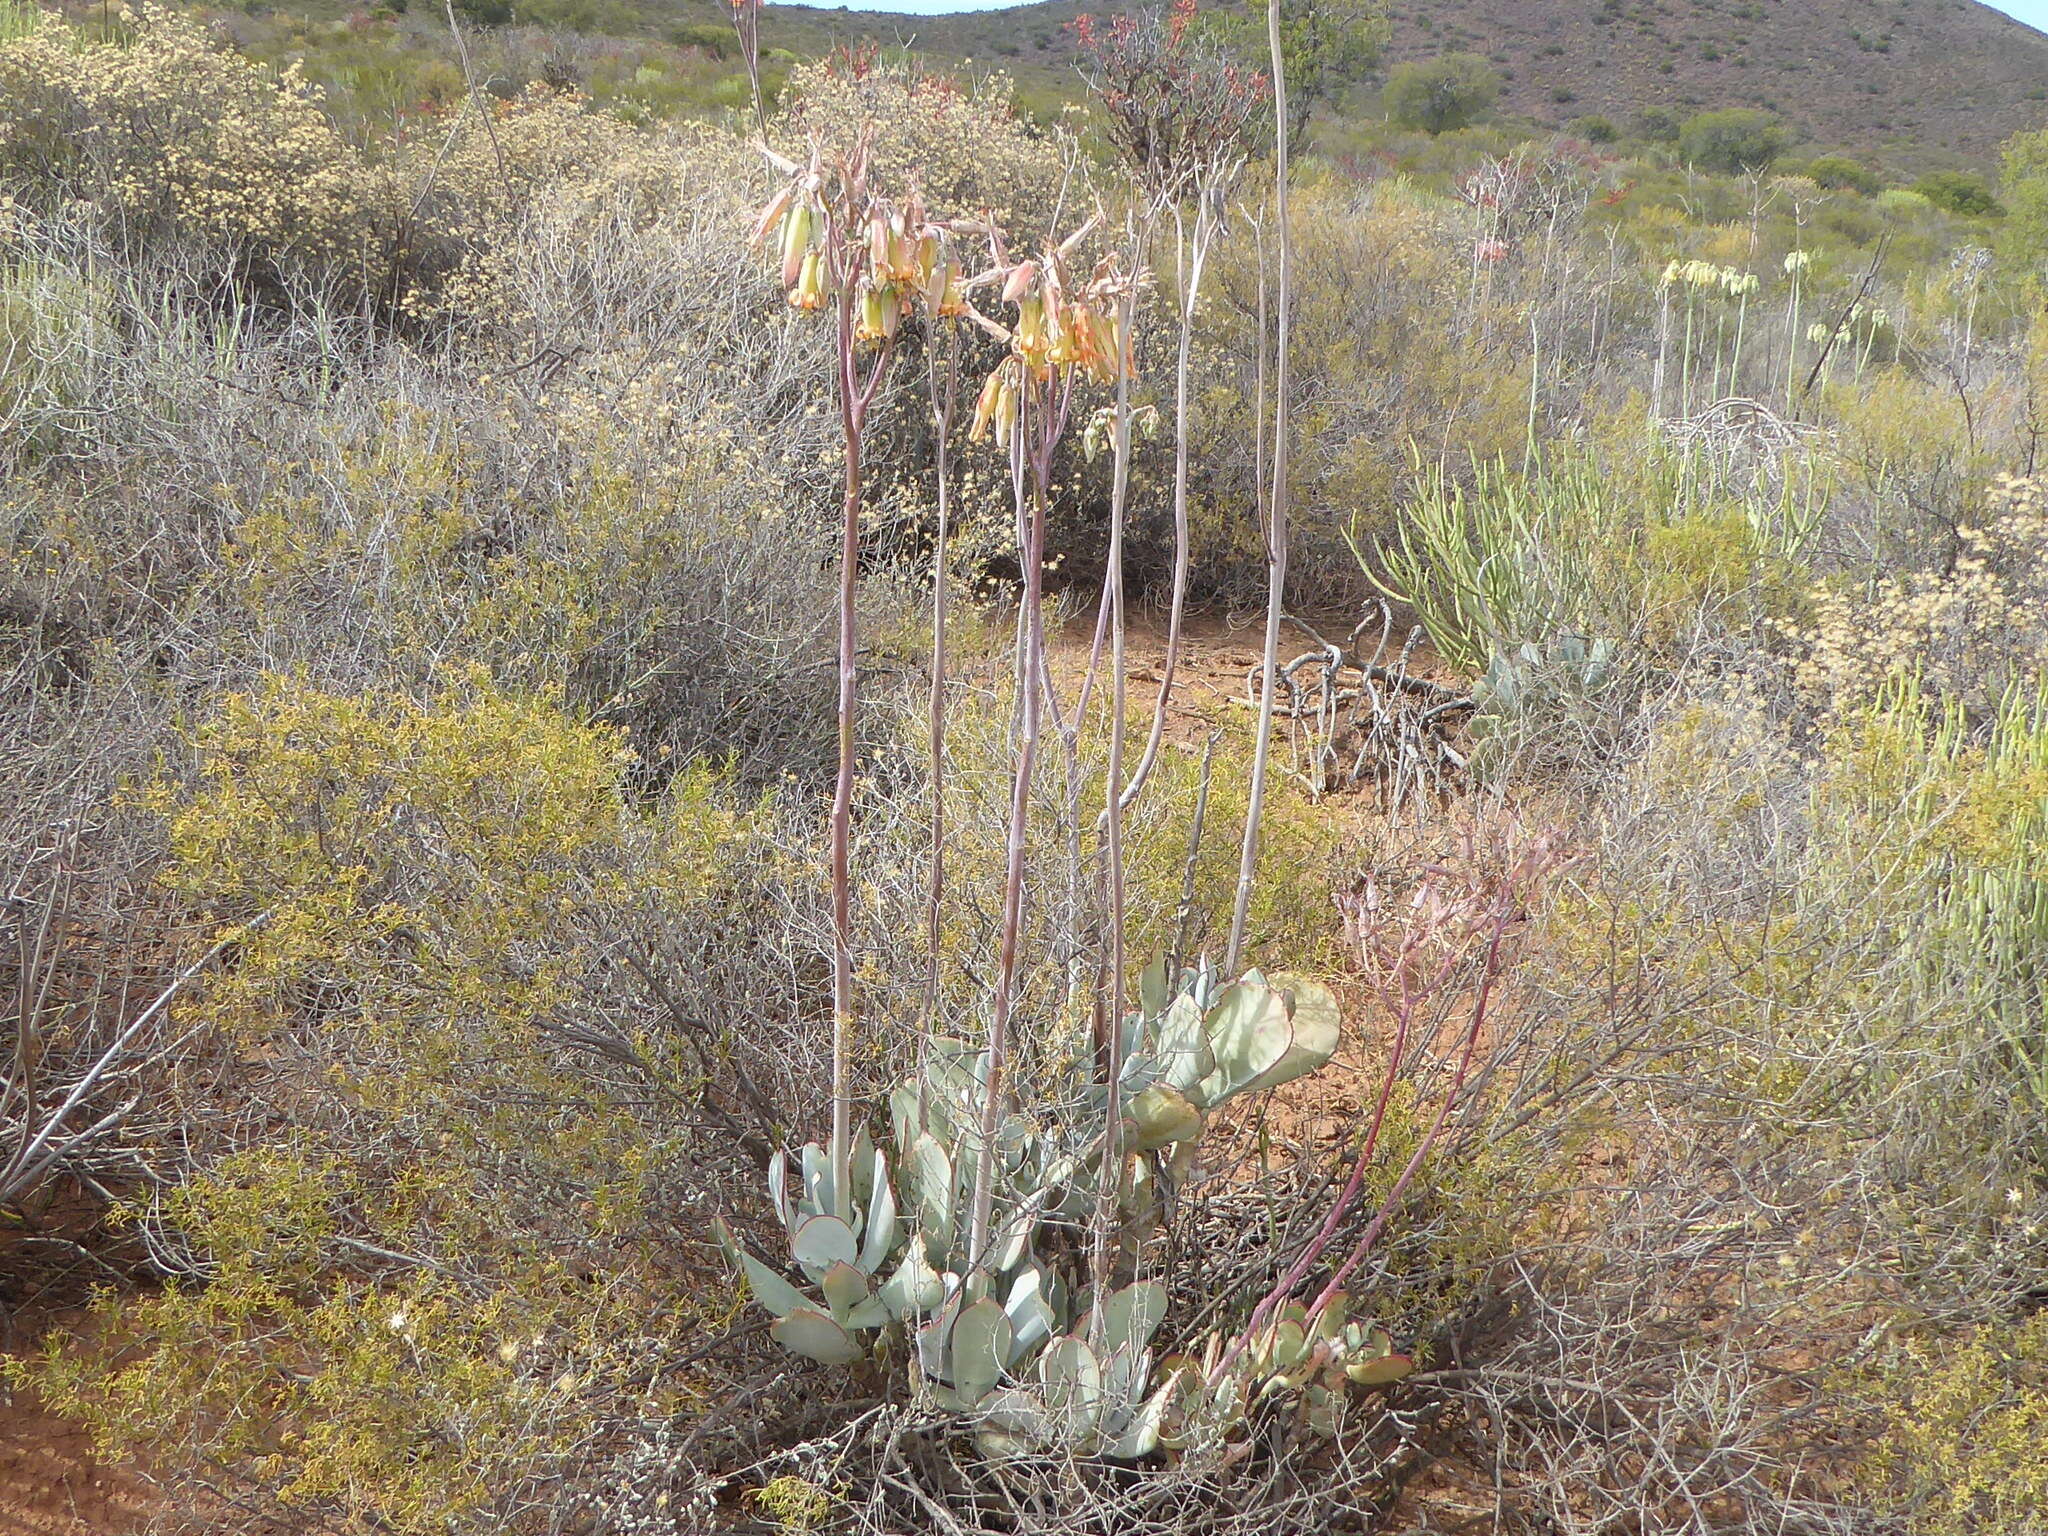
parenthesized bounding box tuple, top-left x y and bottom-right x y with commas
(1075, 2, 1267, 820)
(920, 260, 966, 1038)
(1782, 248, 1810, 412)
(956, 223, 1138, 1271)
(1226, 0, 1292, 975)
(725, 0, 767, 142)
(751, 139, 946, 1216)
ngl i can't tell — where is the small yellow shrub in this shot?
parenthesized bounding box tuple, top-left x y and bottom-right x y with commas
(21, 674, 760, 1534)
(1864, 1311, 2048, 1536)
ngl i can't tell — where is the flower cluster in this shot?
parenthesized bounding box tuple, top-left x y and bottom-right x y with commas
(1788, 473, 2048, 715)
(752, 151, 964, 335)
(967, 240, 1142, 449)
(1805, 303, 1890, 346)
(1660, 259, 1761, 298)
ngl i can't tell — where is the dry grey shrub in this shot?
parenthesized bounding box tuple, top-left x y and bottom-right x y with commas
(1413, 662, 2048, 1535)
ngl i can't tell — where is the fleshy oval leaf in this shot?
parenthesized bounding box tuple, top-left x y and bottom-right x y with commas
(819, 1260, 872, 1323)
(715, 1220, 813, 1321)
(771, 1306, 865, 1365)
(949, 1297, 1014, 1404)
(1345, 1351, 1415, 1386)
(790, 1214, 859, 1279)
(1127, 1083, 1204, 1150)
(1100, 1280, 1169, 1355)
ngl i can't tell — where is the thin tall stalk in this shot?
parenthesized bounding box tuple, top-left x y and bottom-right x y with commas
(921, 304, 961, 1036)
(1117, 181, 1228, 817)
(750, 134, 907, 1221)
(827, 284, 864, 1221)
(1653, 274, 1670, 420)
(958, 220, 1123, 1276)
(726, 0, 768, 143)
(1089, 221, 1143, 1329)
(1226, 1, 1291, 976)
(967, 386, 1051, 1273)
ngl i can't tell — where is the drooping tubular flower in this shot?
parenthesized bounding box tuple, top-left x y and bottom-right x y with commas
(925, 258, 969, 318)
(789, 248, 827, 311)
(1001, 260, 1039, 305)
(854, 283, 903, 343)
(953, 216, 1145, 456)
(970, 358, 1022, 448)
(1014, 295, 1051, 369)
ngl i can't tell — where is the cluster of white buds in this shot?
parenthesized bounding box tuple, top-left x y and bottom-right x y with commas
(1661, 259, 1760, 297)
(1807, 303, 1890, 345)
(1783, 249, 1813, 274)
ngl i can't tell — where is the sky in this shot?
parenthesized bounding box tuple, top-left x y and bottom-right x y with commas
(1987, 0, 2048, 30)
(794, 0, 2048, 32)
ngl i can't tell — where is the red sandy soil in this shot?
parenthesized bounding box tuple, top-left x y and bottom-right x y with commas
(0, 1320, 152, 1536)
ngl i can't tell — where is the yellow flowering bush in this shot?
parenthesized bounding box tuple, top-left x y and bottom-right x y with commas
(0, 5, 376, 283)
(1792, 472, 2048, 715)
(18, 674, 763, 1534)
(1864, 1312, 2048, 1536)
(774, 59, 1069, 241)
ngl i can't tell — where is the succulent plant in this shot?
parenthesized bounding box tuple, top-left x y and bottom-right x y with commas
(1474, 633, 1620, 720)
(713, 1128, 936, 1365)
(1113, 959, 1341, 1162)
(1136, 1291, 1416, 1452)
(717, 955, 1369, 1455)
(971, 1280, 1178, 1458)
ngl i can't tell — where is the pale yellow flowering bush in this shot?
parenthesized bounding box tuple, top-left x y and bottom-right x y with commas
(775, 59, 1069, 240)
(0, 5, 375, 284)
(394, 82, 698, 322)
(0, 4, 766, 317)
(1792, 472, 2048, 714)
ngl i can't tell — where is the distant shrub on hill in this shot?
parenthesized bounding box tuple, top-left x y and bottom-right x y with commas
(1678, 107, 1786, 173)
(1383, 51, 1500, 135)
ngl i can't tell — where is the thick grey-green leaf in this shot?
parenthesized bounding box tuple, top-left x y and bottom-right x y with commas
(766, 1149, 791, 1229)
(905, 1133, 956, 1254)
(857, 1149, 898, 1274)
(718, 1223, 812, 1321)
(790, 1214, 859, 1278)
(819, 1260, 872, 1323)
(1138, 954, 1169, 1020)
(1126, 1083, 1204, 1150)
(950, 1297, 1013, 1404)
(1003, 1263, 1058, 1362)
(1105, 1375, 1177, 1459)
(770, 1306, 864, 1365)
(878, 1243, 946, 1320)
(1234, 974, 1341, 1095)
(1100, 1280, 1168, 1355)
(1154, 993, 1215, 1096)
(1196, 982, 1293, 1105)
(1037, 1335, 1104, 1443)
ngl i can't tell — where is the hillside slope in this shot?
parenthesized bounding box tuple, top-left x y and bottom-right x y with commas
(756, 0, 2048, 167)
(1377, 0, 2048, 167)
